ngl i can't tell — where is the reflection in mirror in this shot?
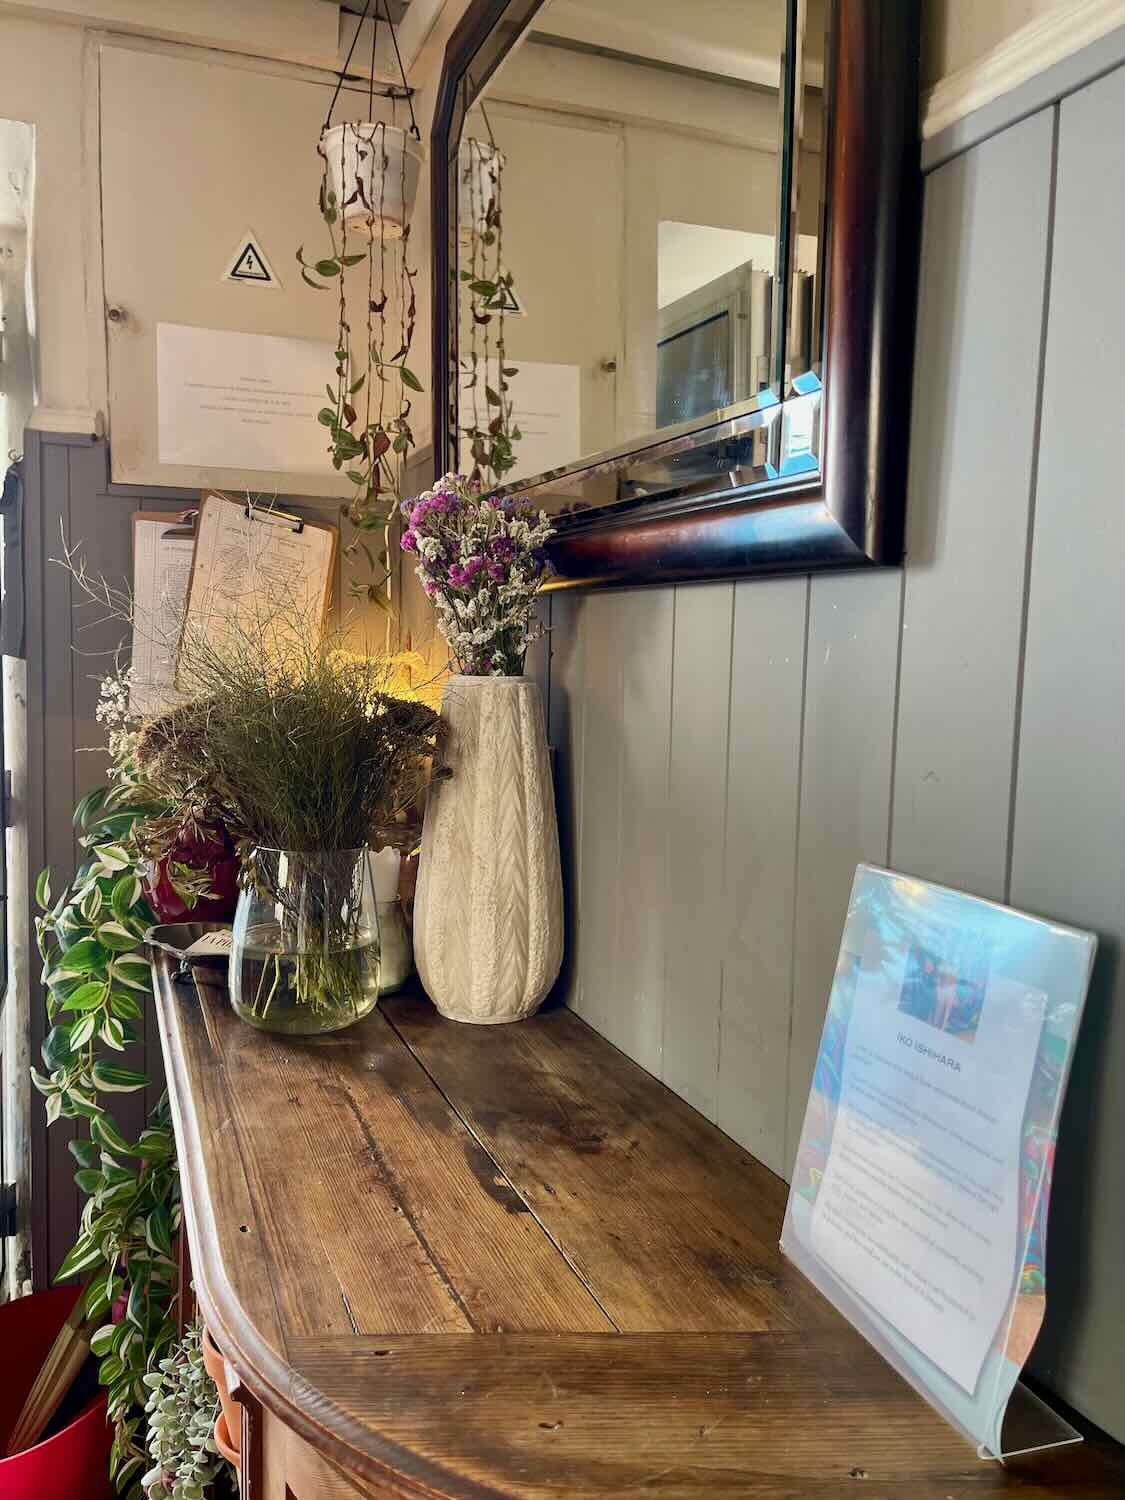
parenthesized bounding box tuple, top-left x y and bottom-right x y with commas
(452, 0, 825, 511)
(786, 5, 826, 388)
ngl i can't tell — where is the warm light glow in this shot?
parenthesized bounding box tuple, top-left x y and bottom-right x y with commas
(330, 649, 448, 707)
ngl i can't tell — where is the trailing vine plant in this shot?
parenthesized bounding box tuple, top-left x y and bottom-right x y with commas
(458, 120, 522, 485)
(297, 4, 423, 610)
(143, 1321, 234, 1500)
(31, 764, 181, 1497)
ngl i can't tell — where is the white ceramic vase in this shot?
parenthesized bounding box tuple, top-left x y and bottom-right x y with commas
(413, 675, 563, 1023)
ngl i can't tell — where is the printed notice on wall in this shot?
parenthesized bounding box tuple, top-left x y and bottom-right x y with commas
(781, 866, 1095, 1459)
(157, 323, 335, 474)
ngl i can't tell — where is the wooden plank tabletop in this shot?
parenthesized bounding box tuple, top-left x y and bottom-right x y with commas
(154, 963, 1125, 1498)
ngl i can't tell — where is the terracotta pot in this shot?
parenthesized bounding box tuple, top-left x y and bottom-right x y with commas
(201, 1326, 239, 1462)
(413, 675, 563, 1023)
(213, 1412, 239, 1469)
(144, 825, 240, 924)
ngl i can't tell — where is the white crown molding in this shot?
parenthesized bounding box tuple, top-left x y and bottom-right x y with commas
(921, 0, 1125, 139)
(27, 405, 102, 435)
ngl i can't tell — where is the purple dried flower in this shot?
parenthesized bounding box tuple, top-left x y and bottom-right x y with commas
(447, 556, 486, 588)
(487, 561, 506, 582)
(400, 529, 418, 552)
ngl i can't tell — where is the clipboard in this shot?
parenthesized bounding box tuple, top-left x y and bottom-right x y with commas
(129, 507, 200, 717)
(174, 490, 338, 692)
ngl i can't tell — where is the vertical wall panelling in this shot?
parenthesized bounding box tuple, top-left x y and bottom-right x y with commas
(573, 593, 625, 1038)
(1008, 63, 1125, 1441)
(522, 597, 552, 713)
(663, 583, 735, 1117)
(611, 590, 674, 1075)
(541, 45, 1125, 1442)
(891, 112, 1055, 902)
(22, 431, 59, 1289)
(716, 579, 808, 1175)
(38, 440, 81, 1279)
(786, 571, 903, 1167)
(545, 593, 586, 1010)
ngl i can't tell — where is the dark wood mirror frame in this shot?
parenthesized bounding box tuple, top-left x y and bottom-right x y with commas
(431, 0, 920, 589)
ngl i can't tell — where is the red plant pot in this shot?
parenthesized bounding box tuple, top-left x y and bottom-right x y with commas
(0, 1288, 112, 1499)
(144, 824, 240, 924)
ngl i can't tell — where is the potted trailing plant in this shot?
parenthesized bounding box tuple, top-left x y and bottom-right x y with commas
(141, 1322, 234, 1500)
(458, 124, 522, 485)
(32, 805, 182, 1495)
(400, 475, 563, 1023)
(29, 655, 243, 1491)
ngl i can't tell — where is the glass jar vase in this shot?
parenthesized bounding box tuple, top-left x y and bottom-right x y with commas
(229, 848, 381, 1035)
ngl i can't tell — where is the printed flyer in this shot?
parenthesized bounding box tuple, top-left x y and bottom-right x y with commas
(781, 865, 1095, 1457)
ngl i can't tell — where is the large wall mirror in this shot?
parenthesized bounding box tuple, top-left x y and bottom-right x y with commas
(432, 0, 919, 587)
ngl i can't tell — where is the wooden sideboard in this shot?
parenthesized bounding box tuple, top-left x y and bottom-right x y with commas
(152, 958, 1125, 1498)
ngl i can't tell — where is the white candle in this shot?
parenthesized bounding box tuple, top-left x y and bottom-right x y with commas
(370, 845, 402, 904)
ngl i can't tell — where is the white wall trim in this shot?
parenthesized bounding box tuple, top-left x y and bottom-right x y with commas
(922, 0, 1125, 138)
(27, 405, 101, 433)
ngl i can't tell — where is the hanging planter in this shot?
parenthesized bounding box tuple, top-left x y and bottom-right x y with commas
(321, 122, 424, 241)
(456, 109, 522, 484)
(458, 137, 504, 245)
(296, 0, 424, 608)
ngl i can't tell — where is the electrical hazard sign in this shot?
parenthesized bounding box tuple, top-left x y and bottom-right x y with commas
(222, 232, 280, 289)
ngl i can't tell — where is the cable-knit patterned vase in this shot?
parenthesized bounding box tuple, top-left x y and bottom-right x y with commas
(413, 675, 563, 1023)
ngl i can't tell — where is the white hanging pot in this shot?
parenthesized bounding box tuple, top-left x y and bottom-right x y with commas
(458, 138, 505, 245)
(320, 122, 425, 241)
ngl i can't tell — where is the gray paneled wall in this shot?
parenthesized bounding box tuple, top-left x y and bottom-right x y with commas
(540, 60, 1125, 1440)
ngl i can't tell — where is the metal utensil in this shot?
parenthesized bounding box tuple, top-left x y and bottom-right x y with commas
(145, 922, 233, 979)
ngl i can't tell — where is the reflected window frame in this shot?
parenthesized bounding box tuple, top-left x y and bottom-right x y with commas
(430, 0, 921, 588)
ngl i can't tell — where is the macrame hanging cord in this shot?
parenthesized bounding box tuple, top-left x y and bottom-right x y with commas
(323, 1, 420, 140)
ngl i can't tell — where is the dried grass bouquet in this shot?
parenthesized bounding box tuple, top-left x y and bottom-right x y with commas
(135, 624, 446, 857)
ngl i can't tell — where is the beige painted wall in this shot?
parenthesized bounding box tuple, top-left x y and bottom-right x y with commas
(0, 16, 88, 423)
(0, 0, 339, 68)
(922, 0, 1077, 86)
(96, 38, 404, 495)
(0, 3, 461, 450)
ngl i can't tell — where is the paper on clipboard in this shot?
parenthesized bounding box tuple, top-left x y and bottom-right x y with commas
(130, 512, 196, 717)
(175, 491, 336, 692)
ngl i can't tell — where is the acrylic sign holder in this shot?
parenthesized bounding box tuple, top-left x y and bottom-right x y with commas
(781, 865, 1095, 1461)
